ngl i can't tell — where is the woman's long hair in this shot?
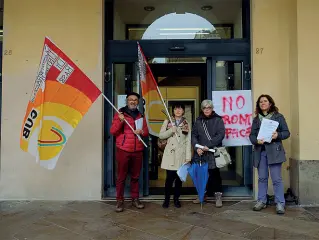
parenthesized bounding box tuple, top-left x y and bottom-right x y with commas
(255, 94, 279, 116)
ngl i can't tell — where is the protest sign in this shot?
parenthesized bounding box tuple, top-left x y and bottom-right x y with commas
(212, 90, 253, 146)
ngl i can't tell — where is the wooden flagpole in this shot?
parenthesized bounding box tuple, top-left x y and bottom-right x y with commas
(102, 93, 147, 148)
(137, 42, 179, 142)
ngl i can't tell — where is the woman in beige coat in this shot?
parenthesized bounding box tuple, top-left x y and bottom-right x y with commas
(159, 103, 192, 208)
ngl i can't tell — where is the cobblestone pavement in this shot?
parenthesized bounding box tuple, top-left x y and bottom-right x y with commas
(1, 200, 319, 239)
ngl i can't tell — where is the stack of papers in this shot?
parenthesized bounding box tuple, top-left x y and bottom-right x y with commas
(257, 118, 279, 143)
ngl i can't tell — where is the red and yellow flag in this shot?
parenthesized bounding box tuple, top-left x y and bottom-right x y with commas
(20, 37, 101, 169)
(137, 43, 167, 136)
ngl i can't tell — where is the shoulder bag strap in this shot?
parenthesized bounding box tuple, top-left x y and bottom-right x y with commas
(202, 120, 212, 141)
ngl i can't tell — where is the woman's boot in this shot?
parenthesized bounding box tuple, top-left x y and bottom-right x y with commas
(162, 195, 170, 208)
(174, 197, 181, 208)
(215, 192, 223, 208)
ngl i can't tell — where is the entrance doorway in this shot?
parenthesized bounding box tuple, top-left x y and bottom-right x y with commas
(103, 0, 252, 199)
(148, 59, 205, 195)
(104, 56, 252, 198)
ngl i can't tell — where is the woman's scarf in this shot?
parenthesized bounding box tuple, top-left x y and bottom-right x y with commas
(258, 112, 273, 122)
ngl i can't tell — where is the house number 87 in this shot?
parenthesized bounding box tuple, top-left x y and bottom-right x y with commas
(255, 48, 264, 54)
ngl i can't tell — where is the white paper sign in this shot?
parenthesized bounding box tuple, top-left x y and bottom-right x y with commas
(257, 119, 279, 143)
(212, 90, 253, 146)
(135, 118, 143, 130)
(117, 95, 126, 109)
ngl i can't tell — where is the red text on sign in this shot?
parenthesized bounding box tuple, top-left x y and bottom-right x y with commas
(222, 95, 246, 112)
(220, 94, 252, 140)
(222, 113, 252, 126)
(225, 127, 252, 139)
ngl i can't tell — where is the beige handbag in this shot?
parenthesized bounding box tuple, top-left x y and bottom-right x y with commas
(202, 120, 232, 168)
(213, 147, 232, 168)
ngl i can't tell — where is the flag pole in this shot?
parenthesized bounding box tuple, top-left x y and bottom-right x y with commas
(155, 85, 180, 141)
(102, 93, 148, 148)
(137, 42, 179, 142)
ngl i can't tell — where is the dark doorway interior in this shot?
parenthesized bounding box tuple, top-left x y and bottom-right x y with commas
(148, 62, 207, 195)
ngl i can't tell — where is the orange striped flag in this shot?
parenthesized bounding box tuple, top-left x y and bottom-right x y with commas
(137, 43, 167, 136)
(20, 37, 101, 169)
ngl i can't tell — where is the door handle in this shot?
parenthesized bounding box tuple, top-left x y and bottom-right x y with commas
(104, 71, 111, 83)
(244, 65, 251, 81)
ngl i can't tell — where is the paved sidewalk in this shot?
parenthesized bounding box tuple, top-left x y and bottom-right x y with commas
(1, 200, 319, 239)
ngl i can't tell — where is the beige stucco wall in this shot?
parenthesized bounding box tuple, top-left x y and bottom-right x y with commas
(252, 0, 319, 201)
(253, 0, 319, 163)
(289, 0, 299, 161)
(0, 0, 104, 200)
(294, 0, 319, 204)
(297, 0, 319, 161)
(251, 0, 294, 193)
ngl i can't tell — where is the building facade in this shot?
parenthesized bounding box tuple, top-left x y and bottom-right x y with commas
(0, 0, 318, 205)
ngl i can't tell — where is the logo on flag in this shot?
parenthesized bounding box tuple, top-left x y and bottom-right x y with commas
(20, 37, 101, 169)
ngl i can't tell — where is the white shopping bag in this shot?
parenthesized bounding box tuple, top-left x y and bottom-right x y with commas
(177, 162, 191, 182)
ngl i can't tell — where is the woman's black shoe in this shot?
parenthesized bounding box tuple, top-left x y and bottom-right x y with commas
(162, 200, 169, 208)
(174, 199, 181, 208)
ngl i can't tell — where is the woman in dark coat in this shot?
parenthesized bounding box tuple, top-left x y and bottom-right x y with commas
(191, 99, 225, 208)
(249, 94, 290, 214)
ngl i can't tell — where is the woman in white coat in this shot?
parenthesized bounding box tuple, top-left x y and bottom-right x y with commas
(159, 103, 192, 208)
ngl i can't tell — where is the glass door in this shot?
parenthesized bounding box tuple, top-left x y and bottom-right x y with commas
(211, 58, 253, 197)
(104, 57, 212, 198)
(104, 61, 148, 198)
(147, 57, 208, 195)
(103, 57, 252, 198)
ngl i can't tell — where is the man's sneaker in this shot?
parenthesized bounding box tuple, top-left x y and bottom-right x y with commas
(276, 203, 285, 214)
(115, 200, 124, 213)
(193, 195, 207, 204)
(132, 199, 145, 209)
(253, 201, 267, 211)
(215, 192, 223, 208)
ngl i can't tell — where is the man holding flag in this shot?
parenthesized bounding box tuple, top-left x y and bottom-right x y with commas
(110, 92, 149, 213)
(20, 37, 149, 213)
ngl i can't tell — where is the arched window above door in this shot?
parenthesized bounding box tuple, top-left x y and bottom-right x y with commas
(127, 12, 233, 40)
(114, 0, 243, 40)
(141, 12, 226, 40)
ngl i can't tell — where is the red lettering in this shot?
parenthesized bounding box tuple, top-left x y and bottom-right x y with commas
(239, 129, 246, 137)
(231, 115, 239, 124)
(245, 127, 251, 136)
(222, 96, 233, 112)
(225, 127, 252, 139)
(222, 115, 231, 125)
(225, 128, 232, 139)
(222, 95, 246, 112)
(232, 129, 239, 138)
(239, 114, 252, 125)
(225, 128, 239, 139)
(236, 95, 245, 109)
(223, 114, 252, 126)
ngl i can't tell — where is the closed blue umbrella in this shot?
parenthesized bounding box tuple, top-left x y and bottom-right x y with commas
(188, 160, 209, 209)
